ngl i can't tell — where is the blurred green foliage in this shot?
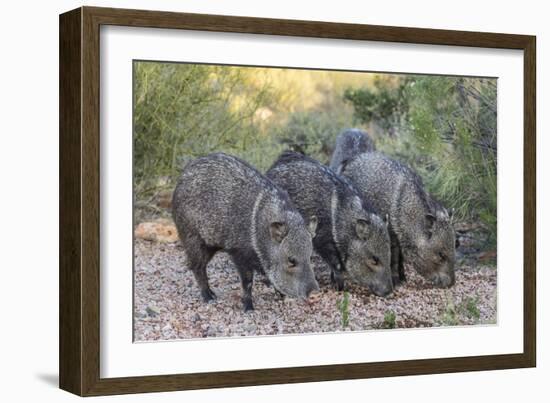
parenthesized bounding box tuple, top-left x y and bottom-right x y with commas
(344, 76, 409, 136)
(338, 291, 350, 329)
(272, 110, 352, 165)
(134, 62, 274, 201)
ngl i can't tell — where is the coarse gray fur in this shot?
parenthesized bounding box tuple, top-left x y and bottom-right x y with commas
(330, 128, 376, 172)
(267, 151, 392, 297)
(338, 152, 456, 288)
(172, 153, 319, 311)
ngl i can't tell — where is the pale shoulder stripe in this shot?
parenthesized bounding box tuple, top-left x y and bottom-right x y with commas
(331, 189, 339, 247)
(251, 189, 265, 265)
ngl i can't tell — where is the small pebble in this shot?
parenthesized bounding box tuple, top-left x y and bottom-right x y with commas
(146, 305, 160, 317)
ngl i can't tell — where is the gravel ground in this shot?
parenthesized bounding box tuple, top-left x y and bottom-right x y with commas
(133, 234, 497, 341)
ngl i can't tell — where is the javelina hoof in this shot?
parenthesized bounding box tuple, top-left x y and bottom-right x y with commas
(330, 271, 345, 291)
(391, 275, 401, 287)
(242, 298, 254, 312)
(201, 288, 217, 302)
(274, 289, 285, 299)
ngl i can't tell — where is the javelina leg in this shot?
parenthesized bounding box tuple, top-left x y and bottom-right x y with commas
(253, 262, 284, 299)
(398, 248, 406, 282)
(230, 251, 256, 312)
(319, 245, 345, 291)
(389, 231, 401, 287)
(255, 266, 272, 287)
(183, 235, 217, 302)
(330, 268, 345, 291)
(239, 270, 254, 312)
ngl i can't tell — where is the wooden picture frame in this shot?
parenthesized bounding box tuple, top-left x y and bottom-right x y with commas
(59, 6, 536, 396)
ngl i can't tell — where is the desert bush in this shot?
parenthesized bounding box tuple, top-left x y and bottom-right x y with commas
(133, 62, 273, 202)
(337, 291, 350, 329)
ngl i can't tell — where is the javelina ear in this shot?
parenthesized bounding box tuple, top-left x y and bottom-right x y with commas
(449, 208, 455, 221)
(383, 213, 389, 226)
(307, 215, 318, 238)
(356, 219, 369, 240)
(426, 213, 436, 228)
(270, 222, 288, 243)
(436, 208, 450, 221)
(336, 158, 349, 175)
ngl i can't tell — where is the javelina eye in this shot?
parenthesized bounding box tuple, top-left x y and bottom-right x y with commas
(288, 257, 297, 267)
(369, 256, 380, 266)
(439, 252, 447, 262)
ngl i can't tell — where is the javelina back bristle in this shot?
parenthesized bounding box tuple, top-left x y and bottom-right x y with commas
(330, 128, 376, 173)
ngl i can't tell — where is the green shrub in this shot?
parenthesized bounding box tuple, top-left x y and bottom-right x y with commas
(465, 297, 481, 320)
(383, 310, 396, 329)
(441, 298, 459, 326)
(344, 75, 410, 136)
(133, 62, 273, 202)
(337, 291, 350, 329)
(441, 296, 481, 326)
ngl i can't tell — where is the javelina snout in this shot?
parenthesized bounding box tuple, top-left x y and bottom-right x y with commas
(349, 259, 393, 297)
(430, 269, 455, 288)
(370, 276, 394, 297)
(307, 281, 320, 296)
(415, 210, 457, 289)
(271, 265, 319, 300)
(267, 215, 320, 300)
(303, 277, 320, 299)
(270, 261, 319, 300)
(344, 213, 393, 297)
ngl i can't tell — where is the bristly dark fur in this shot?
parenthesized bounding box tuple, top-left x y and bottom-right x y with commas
(273, 151, 374, 211)
(330, 128, 376, 172)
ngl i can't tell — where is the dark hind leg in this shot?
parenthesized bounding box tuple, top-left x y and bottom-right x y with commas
(255, 265, 272, 287)
(389, 230, 402, 287)
(182, 234, 217, 302)
(330, 266, 345, 291)
(229, 250, 257, 312)
(398, 248, 406, 282)
(318, 244, 344, 291)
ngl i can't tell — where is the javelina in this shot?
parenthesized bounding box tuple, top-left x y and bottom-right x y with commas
(330, 129, 375, 172)
(338, 152, 456, 288)
(172, 153, 319, 311)
(267, 151, 393, 297)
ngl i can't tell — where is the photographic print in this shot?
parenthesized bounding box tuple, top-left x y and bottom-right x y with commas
(132, 61, 497, 341)
(59, 8, 535, 395)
